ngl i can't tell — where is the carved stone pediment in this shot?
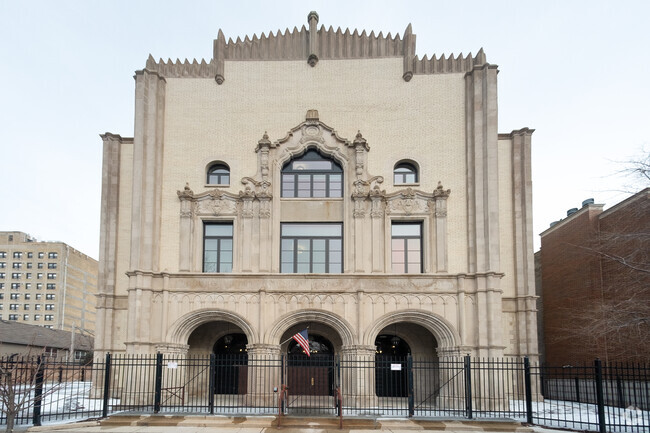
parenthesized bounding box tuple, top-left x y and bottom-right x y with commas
(383, 183, 451, 216)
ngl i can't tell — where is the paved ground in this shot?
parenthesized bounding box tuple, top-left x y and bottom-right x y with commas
(20, 415, 573, 433)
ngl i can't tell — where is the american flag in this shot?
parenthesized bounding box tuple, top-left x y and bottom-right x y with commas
(292, 329, 310, 357)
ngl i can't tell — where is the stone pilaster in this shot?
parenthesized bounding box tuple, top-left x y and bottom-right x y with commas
(511, 128, 538, 358)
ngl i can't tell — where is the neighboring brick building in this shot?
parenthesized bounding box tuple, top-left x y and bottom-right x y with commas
(539, 188, 650, 365)
(0, 231, 98, 333)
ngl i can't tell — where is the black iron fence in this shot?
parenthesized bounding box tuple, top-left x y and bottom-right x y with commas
(1, 354, 648, 433)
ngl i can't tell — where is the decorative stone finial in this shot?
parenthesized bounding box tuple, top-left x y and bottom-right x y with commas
(258, 131, 271, 146)
(215, 74, 224, 85)
(433, 181, 451, 197)
(306, 109, 319, 121)
(307, 11, 319, 24)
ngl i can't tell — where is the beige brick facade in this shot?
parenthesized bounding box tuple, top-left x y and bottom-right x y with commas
(96, 14, 537, 364)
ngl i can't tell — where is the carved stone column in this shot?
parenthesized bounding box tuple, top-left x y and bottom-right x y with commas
(239, 189, 255, 272)
(247, 344, 282, 406)
(339, 345, 376, 407)
(370, 189, 385, 273)
(177, 184, 194, 272)
(433, 182, 451, 272)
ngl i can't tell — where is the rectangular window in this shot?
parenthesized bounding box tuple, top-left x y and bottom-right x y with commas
(9, 314, 18, 321)
(37, 273, 43, 279)
(23, 304, 29, 310)
(35, 294, 42, 300)
(11, 283, 20, 290)
(0, 293, 3, 299)
(35, 304, 41, 310)
(38, 252, 44, 259)
(13, 252, 22, 259)
(0, 252, 6, 258)
(26, 262, 32, 269)
(47, 263, 57, 269)
(281, 223, 342, 273)
(0, 283, 3, 289)
(0, 262, 5, 268)
(25, 283, 31, 289)
(45, 304, 54, 310)
(11, 273, 20, 279)
(25, 273, 31, 279)
(46, 294, 55, 300)
(34, 314, 40, 321)
(23, 314, 29, 320)
(203, 223, 233, 273)
(10, 293, 19, 300)
(48, 252, 58, 259)
(24, 294, 30, 300)
(391, 222, 422, 274)
(47, 273, 56, 279)
(0, 273, 4, 279)
(46, 283, 56, 290)
(10, 304, 18, 310)
(44, 315, 53, 321)
(27, 252, 33, 259)
(37, 263, 43, 269)
(36, 283, 42, 290)
(12, 262, 21, 269)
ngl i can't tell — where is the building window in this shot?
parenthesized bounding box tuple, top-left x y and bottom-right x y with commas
(44, 325, 53, 329)
(281, 150, 343, 198)
(0, 283, 3, 289)
(393, 161, 418, 184)
(46, 294, 55, 300)
(37, 273, 42, 279)
(391, 222, 422, 273)
(10, 304, 18, 310)
(9, 314, 18, 321)
(281, 223, 342, 273)
(38, 252, 44, 259)
(44, 315, 53, 321)
(46, 283, 56, 290)
(34, 314, 40, 321)
(47, 273, 56, 279)
(25, 283, 31, 289)
(26, 262, 32, 269)
(13, 252, 22, 259)
(35, 294, 42, 300)
(207, 163, 230, 185)
(37, 263, 43, 269)
(48, 252, 58, 259)
(36, 283, 42, 290)
(25, 273, 31, 279)
(23, 304, 29, 310)
(0, 293, 3, 299)
(0, 262, 4, 268)
(35, 304, 41, 310)
(12, 262, 21, 269)
(47, 263, 57, 269)
(11, 273, 20, 279)
(203, 223, 233, 273)
(0, 273, 4, 279)
(11, 283, 19, 290)
(45, 304, 54, 310)
(0, 252, 6, 258)
(27, 252, 33, 259)
(23, 314, 29, 320)
(10, 293, 19, 300)
(24, 294, 30, 300)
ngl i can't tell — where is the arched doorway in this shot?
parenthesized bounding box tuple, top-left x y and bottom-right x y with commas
(375, 333, 411, 397)
(287, 334, 335, 396)
(213, 332, 248, 395)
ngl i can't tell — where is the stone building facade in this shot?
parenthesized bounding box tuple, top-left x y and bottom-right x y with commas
(540, 189, 649, 365)
(96, 13, 537, 366)
(0, 231, 97, 333)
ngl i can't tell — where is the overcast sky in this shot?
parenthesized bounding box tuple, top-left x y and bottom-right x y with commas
(1, 0, 648, 260)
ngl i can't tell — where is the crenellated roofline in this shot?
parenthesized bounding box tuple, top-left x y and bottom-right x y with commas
(142, 11, 489, 83)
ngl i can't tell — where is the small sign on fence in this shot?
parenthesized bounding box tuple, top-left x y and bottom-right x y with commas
(391, 363, 402, 371)
(167, 361, 178, 369)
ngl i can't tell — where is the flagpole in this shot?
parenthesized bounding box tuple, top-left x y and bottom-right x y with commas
(280, 326, 309, 346)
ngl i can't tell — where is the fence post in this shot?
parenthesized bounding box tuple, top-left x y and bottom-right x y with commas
(208, 353, 215, 414)
(154, 352, 163, 413)
(594, 359, 606, 433)
(102, 353, 112, 418)
(32, 356, 45, 426)
(407, 355, 414, 417)
(575, 376, 581, 403)
(523, 357, 533, 424)
(464, 355, 472, 419)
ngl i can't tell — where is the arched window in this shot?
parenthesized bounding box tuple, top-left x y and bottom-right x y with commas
(281, 150, 342, 198)
(393, 161, 418, 184)
(207, 163, 230, 185)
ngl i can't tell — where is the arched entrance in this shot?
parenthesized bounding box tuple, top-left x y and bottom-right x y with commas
(213, 332, 248, 395)
(287, 333, 335, 396)
(375, 333, 411, 397)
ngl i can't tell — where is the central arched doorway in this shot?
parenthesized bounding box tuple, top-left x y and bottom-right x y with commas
(213, 332, 248, 395)
(287, 334, 335, 396)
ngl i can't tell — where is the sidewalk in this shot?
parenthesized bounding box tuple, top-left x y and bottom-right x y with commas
(23, 415, 573, 433)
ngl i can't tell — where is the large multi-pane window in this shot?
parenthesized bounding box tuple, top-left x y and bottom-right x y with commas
(281, 150, 342, 198)
(281, 223, 342, 273)
(391, 222, 422, 273)
(203, 223, 233, 273)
